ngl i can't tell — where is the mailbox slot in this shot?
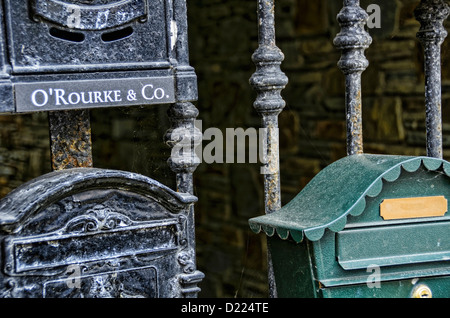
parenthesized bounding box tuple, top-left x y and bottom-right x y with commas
(43, 265, 158, 298)
(337, 221, 450, 270)
(4, 219, 182, 274)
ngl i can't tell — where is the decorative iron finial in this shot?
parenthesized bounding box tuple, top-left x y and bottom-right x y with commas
(415, 0, 449, 45)
(250, 0, 288, 213)
(334, 0, 372, 155)
(415, 0, 449, 159)
(165, 102, 202, 195)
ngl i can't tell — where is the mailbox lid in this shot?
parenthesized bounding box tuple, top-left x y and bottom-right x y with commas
(4, 0, 172, 73)
(249, 155, 450, 242)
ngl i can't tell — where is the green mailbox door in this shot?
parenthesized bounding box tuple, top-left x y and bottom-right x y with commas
(249, 154, 450, 298)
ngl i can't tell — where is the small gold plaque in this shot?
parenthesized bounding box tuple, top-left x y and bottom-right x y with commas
(380, 196, 448, 220)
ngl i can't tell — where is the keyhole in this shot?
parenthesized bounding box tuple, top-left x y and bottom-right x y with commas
(412, 284, 432, 298)
(420, 292, 430, 298)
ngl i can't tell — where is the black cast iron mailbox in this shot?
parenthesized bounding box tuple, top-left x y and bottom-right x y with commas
(0, 168, 202, 298)
(0, 0, 196, 113)
(0, 0, 203, 298)
(249, 155, 450, 297)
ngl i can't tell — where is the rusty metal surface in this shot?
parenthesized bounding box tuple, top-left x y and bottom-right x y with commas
(48, 110, 93, 170)
(333, 0, 372, 156)
(415, 0, 449, 159)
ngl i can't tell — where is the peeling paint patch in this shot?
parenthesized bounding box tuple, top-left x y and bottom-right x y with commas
(170, 20, 178, 51)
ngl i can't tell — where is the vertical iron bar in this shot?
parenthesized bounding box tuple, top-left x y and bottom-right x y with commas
(167, 0, 201, 195)
(48, 110, 93, 171)
(250, 0, 287, 217)
(415, 0, 449, 159)
(334, 0, 372, 156)
(250, 0, 288, 298)
(165, 1, 205, 297)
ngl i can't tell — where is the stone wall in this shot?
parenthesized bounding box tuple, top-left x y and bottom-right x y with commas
(0, 0, 449, 298)
(0, 113, 51, 198)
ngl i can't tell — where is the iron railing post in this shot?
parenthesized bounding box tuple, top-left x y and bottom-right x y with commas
(334, 0, 372, 156)
(164, 0, 204, 297)
(250, 0, 288, 298)
(165, 0, 202, 196)
(415, 0, 449, 159)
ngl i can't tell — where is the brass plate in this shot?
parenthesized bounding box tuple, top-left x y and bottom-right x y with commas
(380, 196, 447, 220)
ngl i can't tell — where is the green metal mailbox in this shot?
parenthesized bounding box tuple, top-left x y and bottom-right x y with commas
(249, 154, 450, 298)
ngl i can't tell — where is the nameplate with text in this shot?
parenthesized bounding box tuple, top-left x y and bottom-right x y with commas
(14, 77, 175, 112)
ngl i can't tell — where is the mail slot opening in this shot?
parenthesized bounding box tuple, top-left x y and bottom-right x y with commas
(101, 27, 134, 42)
(49, 27, 85, 43)
(336, 221, 450, 270)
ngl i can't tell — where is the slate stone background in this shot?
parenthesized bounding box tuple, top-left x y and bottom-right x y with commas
(0, 0, 449, 297)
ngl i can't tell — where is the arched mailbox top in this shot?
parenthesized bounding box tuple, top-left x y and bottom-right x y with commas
(249, 154, 450, 243)
(0, 168, 197, 227)
(0, 168, 201, 297)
